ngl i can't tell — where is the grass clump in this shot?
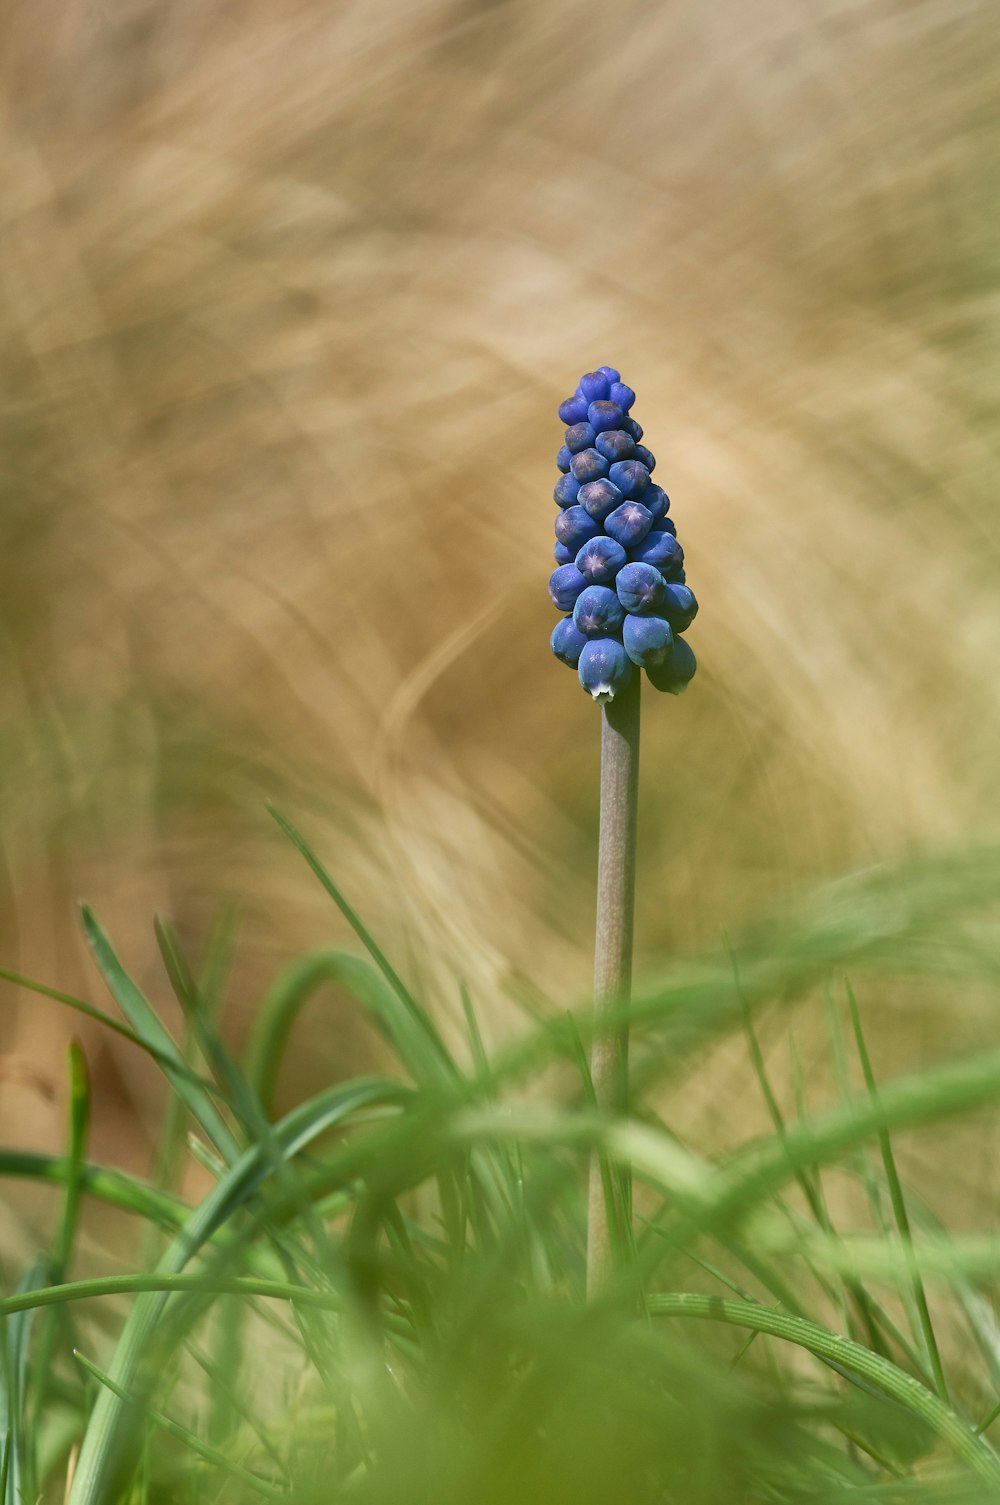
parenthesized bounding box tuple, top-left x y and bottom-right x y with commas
(3, 813, 1000, 1502)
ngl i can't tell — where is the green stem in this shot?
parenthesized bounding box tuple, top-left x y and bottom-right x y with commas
(587, 672, 640, 1294)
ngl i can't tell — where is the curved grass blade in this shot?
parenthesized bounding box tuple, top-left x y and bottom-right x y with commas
(0, 1152, 187, 1229)
(1, 1273, 346, 1319)
(266, 805, 455, 1082)
(648, 1293, 1000, 1488)
(248, 948, 452, 1107)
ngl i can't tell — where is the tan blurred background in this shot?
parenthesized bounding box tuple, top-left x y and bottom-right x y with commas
(1, 0, 999, 1213)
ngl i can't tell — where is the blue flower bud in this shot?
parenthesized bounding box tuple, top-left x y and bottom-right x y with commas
(660, 582, 698, 632)
(558, 395, 590, 425)
(608, 459, 650, 499)
(570, 448, 611, 485)
(630, 528, 683, 572)
(579, 371, 611, 403)
(608, 381, 635, 412)
(595, 429, 636, 463)
(575, 535, 627, 584)
(551, 615, 588, 667)
(615, 562, 665, 615)
(578, 478, 623, 521)
(554, 473, 581, 507)
(646, 636, 697, 694)
(604, 500, 653, 549)
(564, 422, 597, 455)
(578, 638, 633, 702)
(549, 564, 589, 611)
(587, 400, 625, 434)
(623, 612, 673, 667)
(554, 504, 601, 551)
(550, 369, 698, 702)
(573, 584, 626, 637)
(642, 483, 669, 521)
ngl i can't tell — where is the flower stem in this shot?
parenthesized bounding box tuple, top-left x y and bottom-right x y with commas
(587, 670, 639, 1295)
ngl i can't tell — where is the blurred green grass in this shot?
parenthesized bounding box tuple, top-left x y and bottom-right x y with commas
(7, 824, 1000, 1500)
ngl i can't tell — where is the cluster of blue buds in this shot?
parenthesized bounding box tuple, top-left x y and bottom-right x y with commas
(548, 367, 698, 703)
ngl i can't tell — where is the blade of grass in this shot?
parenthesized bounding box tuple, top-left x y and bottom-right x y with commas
(79, 905, 239, 1162)
(847, 982, 949, 1404)
(635, 1040, 1000, 1269)
(29, 1044, 90, 1439)
(155, 914, 347, 1400)
(66, 1076, 408, 1505)
(0, 1152, 187, 1228)
(0, 966, 222, 1098)
(824, 995, 940, 1388)
(196, 901, 241, 1018)
(247, 949, 446, 1108)
(150, 912, 251, 1442)
(186, 1339, 289, 1477)
(459, 981, 488, 1080)
(1, 1259, 48, 1505)
(73, 1351, 285, 1500)
(266, 804, 455, 1081)
(648, 1292, 1000, 1486)
(738, 981, 865, 1338)
(978, 1396, 1000, 1438)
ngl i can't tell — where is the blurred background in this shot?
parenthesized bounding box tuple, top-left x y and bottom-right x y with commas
(1, 0, 998, 1214)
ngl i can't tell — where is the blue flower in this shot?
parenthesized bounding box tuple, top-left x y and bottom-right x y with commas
(615, 562, 665, 615)
(623, 613, 672, 667)
(573, 585, 626, 637)
(646, 636, 697, 694)
(549, 564, 589, 612)
(555, 505, 601, 552)
(578, 479, 623, 522)
(575, 537, 628, 585)
(551, 616, 588, 667)
(578, 638, 633, 702)
(604, 501, 653, 550)
(550, 369, 698, 700)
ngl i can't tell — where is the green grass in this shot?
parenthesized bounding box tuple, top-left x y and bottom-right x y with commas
(4, 813, 1000, 1501)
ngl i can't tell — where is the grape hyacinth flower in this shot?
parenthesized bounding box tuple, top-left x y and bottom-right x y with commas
(554, 505, 601, 552)
(604, 500, 653, 549)
(551, 616, 588, 668)
(573, 584, 626, 637)
(546, 366, 700, 1298)
(578, 638, 632, 700)
(549, 368, 698, 702)
(575, 536, 627, 584)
